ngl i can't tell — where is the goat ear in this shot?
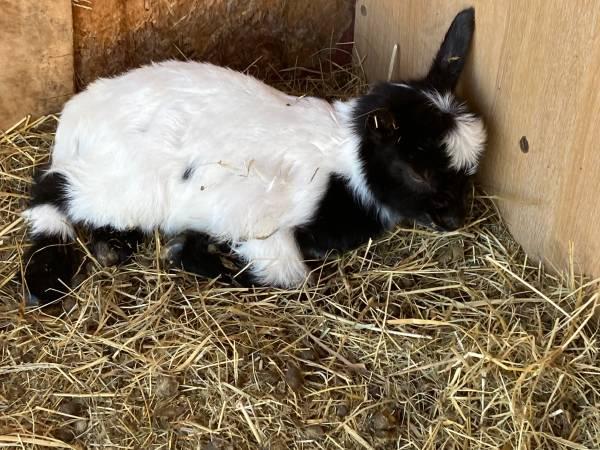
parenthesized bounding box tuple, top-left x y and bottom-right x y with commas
(365, 108, 399, 141)
(426, 7, 475, 91)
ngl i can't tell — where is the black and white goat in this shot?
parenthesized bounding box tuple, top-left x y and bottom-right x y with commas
(22, 8, 485, 304)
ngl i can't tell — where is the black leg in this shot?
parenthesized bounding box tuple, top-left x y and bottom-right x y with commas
(23, 237, 83, 305)
(91, 227, 144, 267)
(162, 231, 255, 286)
(23, 170, 81, 305)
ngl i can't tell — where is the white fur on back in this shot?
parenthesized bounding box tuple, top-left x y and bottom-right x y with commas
(22, 205, 74, 240)
(49, 61, 367, 287)
(52, 61, 362, 237)
(423, 90, 486, 174)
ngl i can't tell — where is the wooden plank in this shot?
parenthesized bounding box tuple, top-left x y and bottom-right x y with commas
(355, 0, 600, 277)
(72, 0, 355, 89)
(0, 0, 74, 130)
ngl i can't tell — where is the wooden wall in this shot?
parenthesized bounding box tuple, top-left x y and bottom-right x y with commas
(0, 0, 74, 130)
(0, 0, 354, 128)
(355, 0, 600, 277)
(72, 0, 355, 88)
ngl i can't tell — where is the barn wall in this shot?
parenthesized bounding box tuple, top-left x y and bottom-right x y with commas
(73, 0, 355, 88)
(0, 0, 354, 129)
(355, 0, 600, 277)
(0, 0, 74, 131)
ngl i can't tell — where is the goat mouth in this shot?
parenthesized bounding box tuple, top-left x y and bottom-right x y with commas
(432, 221, 462, 232)
(408, 214, 440, 231)
(414, 213, 462, 232)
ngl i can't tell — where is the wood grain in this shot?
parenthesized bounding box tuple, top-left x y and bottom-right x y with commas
(73, 0, 355, 89)
(0, 0, 74, 130)
(355, 0, 600, 277)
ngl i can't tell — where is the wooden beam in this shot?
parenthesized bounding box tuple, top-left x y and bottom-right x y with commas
(355, 0, 600, 277)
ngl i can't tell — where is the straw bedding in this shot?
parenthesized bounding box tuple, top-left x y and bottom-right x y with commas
(0, 63, 599, 450)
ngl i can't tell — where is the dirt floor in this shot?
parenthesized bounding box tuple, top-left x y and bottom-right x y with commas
(0, 64, 599, 449)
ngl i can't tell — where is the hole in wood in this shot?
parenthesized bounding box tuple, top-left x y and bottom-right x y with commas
(519, 136, 529, 153)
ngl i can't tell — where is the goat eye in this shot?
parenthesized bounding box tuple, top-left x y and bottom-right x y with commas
(432, 198, 449, 209)
(406, 167, 433, 190)
(408, 172, 426, 185)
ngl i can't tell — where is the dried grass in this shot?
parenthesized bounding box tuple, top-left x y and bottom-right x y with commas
(1, 60, 599, 450)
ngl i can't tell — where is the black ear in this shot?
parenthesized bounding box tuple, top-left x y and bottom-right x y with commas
(365, 108, 399, 141)
(426, 7, 475, 91)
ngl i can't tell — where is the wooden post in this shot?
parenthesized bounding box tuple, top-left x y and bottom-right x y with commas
(0, 0, 74, 130)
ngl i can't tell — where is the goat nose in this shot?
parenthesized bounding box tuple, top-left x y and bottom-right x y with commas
(437, 215, 463, 231)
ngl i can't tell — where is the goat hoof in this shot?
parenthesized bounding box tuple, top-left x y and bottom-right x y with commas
(93, 241, 121, 267)
(25, 292, 40, 307)
(160, 236, 186, 267)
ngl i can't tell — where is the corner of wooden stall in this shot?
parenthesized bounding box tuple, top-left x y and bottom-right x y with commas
(354, 0, 600, 278)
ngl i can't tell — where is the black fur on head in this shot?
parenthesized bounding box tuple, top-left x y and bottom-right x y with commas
(352, 7, 483, 231)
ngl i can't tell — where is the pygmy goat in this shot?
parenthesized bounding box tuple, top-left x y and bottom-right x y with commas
(22, 8, 485, 304)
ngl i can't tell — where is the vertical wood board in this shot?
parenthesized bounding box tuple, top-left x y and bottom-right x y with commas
(355, 0, 600, 277)
(0, 0, 74, 130)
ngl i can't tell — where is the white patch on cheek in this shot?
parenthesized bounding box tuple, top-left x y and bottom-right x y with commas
(422, 90, 486, 174)
(444, 114, 486, 174)
(423, 90, 456, 113)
